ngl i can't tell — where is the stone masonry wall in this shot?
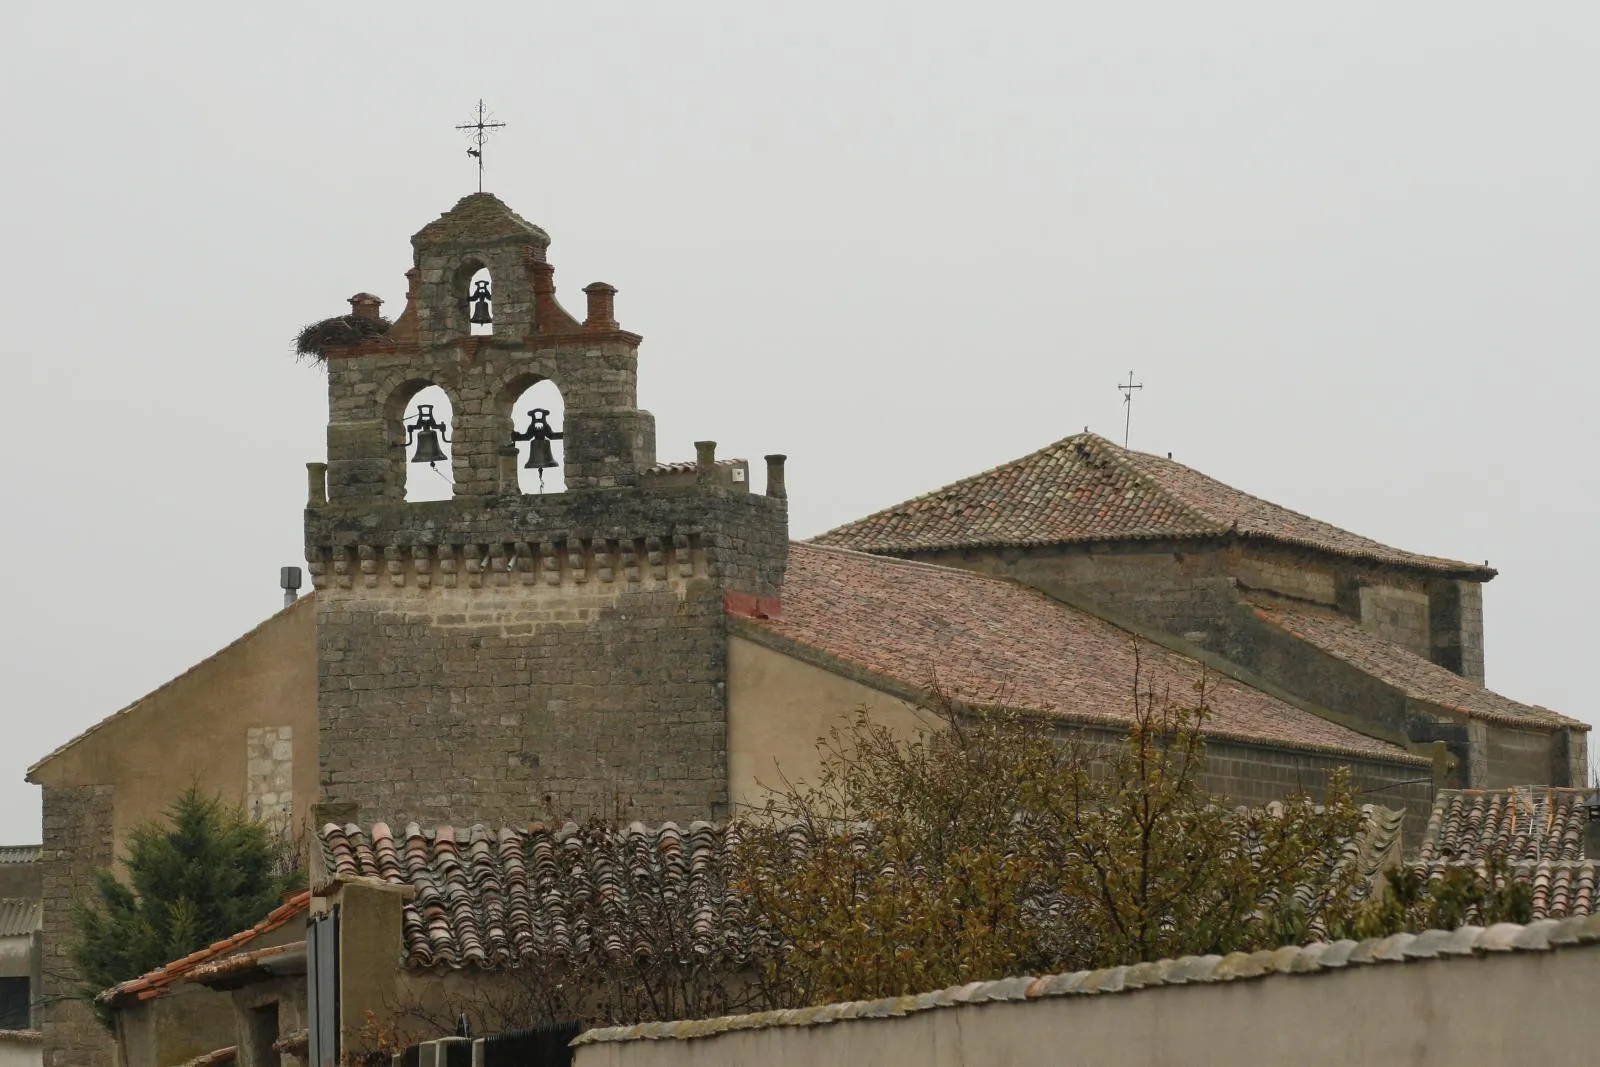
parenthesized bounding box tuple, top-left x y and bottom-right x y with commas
(308, 487, 788, 828)
(1358, 585, 1431, 660)
(40, 785, 113, 1067)
(1200, 738, 1434, 831)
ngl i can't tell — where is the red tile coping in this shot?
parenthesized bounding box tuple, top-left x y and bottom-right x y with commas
(95, 891, 310, 1007)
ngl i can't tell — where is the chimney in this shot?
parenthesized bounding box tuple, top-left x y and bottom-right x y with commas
(695, 441, 717, 486)
(348, 293, 383, 321)
(764, 454, 788, 500)
(306, 462, 328, 507)
(583, 282, 619, 330)
(280, 566, 303, 609)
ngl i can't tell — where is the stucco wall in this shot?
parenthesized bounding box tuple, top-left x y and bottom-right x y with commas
(29, 597, 318, 856)
(114, 985, 235, 1067)
(574, 942, 1600, 1067)
(0, 1036, 41, 1067)
(726, 637, 930, 813)
(726, 637, 1433, 827)
(29, 599, 317, 1067)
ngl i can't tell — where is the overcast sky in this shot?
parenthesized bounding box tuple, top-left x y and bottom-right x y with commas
(0, 3, 1595, 842)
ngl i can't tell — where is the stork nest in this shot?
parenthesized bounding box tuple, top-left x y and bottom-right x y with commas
(294, 314, 392, 364)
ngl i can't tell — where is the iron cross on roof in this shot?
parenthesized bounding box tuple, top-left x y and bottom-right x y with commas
(1118, 370, 1143, 448)
(455, 99, 507, 193)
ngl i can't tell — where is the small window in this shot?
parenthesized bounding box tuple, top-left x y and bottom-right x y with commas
(0, 976, 28, 1029)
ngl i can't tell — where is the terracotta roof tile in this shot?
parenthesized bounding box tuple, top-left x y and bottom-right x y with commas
(179, 1047, 236, 1067)
(813, 433, 1491, 578)
(1419, 788, 1592, 865)
(1412, 789, 1598, 921)
(317, 821, 766, 971)
(755, 544, 1425, 765)
(321, 808, 1401, 975)
(95, 891, 310, 1007)
(0, 847, 38, 866)
(185, 941, 306, 985)
(1253, 605, 1582, 729)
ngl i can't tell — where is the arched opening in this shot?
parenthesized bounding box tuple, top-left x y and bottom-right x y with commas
(453, 259, 494, 336)
(504, 377, 567, 494)
(392, 383, 456, 502)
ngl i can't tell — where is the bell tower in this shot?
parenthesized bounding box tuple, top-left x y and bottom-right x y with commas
(304, 192, 788, 827)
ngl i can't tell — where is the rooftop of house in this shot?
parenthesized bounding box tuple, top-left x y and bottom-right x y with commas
(1251, 602, 1583, 730)
(744, 544, 1428, 765)
(0, 899, 39, 939)
(316, 806, 1404, 974)
(1418, 788, 1593, 865)
(573, 915, 1600, 1048)
(812, 433, 1493, 579)
(0, 846, 37, 866)
(1411, 788, 1598, 922)
(95, 891, 310, 1007)
(316, 819, 765, 971)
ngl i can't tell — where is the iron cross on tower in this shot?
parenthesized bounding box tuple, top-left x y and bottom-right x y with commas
(1118, 370, 1143, 448)
(455, 99, 507, 193)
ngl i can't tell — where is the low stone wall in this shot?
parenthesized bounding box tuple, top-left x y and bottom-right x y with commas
(574, 920, 1600, 1067)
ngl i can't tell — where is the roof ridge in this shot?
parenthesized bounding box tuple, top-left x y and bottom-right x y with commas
(27, 595, 314, 778)
(810, 432, 1115, 545)
(793, 541, 1053, 590)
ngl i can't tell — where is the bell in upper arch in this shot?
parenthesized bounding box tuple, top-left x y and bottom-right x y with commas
(468, 279, 493, 325)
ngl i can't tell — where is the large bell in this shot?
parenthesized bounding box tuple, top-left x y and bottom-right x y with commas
(411, 429, 448, 466)
(524, 438, 557, 470)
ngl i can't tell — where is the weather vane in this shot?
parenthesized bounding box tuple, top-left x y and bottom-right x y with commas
(1118, 370, 1143, 448)
(455, 99, 507, 193)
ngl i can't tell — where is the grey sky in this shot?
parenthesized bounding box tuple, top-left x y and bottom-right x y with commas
(1, 3, 1594, 842)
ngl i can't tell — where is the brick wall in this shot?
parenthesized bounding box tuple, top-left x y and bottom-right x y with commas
(39, 786, 113, 1067)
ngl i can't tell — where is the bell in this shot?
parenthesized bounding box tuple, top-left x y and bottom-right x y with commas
(411, 429, 448, 466)
(468, 279, 493, 325)
(524, 438, 557, 470)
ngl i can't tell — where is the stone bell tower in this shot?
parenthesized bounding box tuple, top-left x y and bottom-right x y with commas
(304, 192, 788, 827)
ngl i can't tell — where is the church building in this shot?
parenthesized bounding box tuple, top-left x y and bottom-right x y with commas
(25, 191, 1587, 1067)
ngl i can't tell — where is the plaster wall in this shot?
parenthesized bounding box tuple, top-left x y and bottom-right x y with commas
(726, 637, 930, 813)
(0, 938, 30, 978)
(0, 1038, 41, 1067)
(574, 942, 1600, 1067)
(28, 598, 317, 858)
(114, 985, 235, 1067)
(29, 600, 316, 1067)
(726, 637, 1434, 827)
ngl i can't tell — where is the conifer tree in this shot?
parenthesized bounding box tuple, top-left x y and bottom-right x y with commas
(70, 786, 299, 1019)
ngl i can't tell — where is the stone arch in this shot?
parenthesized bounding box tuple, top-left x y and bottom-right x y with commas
(450, 255, 493, 337)
(384, 376, 463, 501)
(497, 370, 568, 494)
